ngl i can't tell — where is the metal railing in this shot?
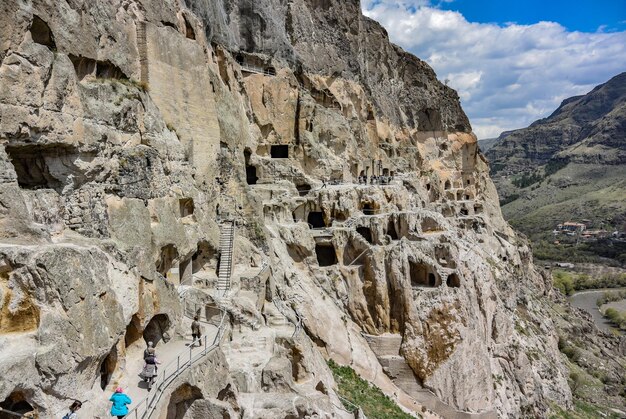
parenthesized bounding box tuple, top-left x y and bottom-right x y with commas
(125, 311, 228, 419)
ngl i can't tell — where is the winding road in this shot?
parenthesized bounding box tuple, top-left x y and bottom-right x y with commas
(569, 288, 626, 333)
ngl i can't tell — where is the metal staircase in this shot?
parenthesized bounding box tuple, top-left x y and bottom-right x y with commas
(217, 221, 235, 295)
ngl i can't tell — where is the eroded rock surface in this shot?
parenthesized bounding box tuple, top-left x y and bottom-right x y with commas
(0, 0, 584, 418)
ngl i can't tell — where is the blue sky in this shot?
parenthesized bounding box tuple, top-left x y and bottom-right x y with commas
(362, 0, 626, 138)
(437, 0, 626, 32)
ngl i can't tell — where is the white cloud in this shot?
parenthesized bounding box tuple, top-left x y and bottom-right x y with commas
(362, 2, 626, 139)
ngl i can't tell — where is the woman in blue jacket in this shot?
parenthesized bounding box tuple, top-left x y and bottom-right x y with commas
(109, 387, 132, 418)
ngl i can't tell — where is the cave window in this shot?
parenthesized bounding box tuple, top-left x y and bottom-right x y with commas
(361, 202, 374, 215)
(387, 220, 399, 240)
(192, 241, 217, 274)
(307, 211, 326, 228)
(124, 314, 142, 348)
(95, 60, 128, 80)
(444, 180, 451, 190)
(265, 66, 276, 76)
(69, 54, 96, 80)
(179, 198, 194, 217)
(5, 144, 84, 191)
(446, 273, 461, 288)
(0, 392, 34, 416)
(382, 168, 389, 176)
(474, 204, 483, 214)
(315, 244, 337, 266)
(270, 145, 289, 158)
(356, 227, 373, 244)
(183, 16, 196, 39)
(30, 16, 55, 49)
(156, 244, 178, 278)
(456, 191, 463, 200)
(460, 207, 469, 216)
(99, 346, 118, 390)
(166, 384, 203, 419)
(390, 171, 395, 177)
(466, 179, 471, 185)
(143, 314, 171, 345)
(246, 165, 258, 185)
(409, 262, 428, 287)
(296, 183, 311, 196)
(409, 262, 439, 288)
(367, 107, 375, 121)
(236, 54, 244, 66)
(465, 194, 470, 200)
(426, 183, 431, 191)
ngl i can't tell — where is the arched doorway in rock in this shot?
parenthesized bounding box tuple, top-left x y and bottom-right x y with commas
(0, 391, 35, 417)
(315, 243, 337, 266)
(143, 314, 171, 345)
(446, 273, 461, 288)
(356, 226, 373, 244)
(99, 345, 118, 390)
(165, 383, 203, 419)
(307, 211, 326, 228)
(124, 314, 143, 348)
(409, 261, 439, 288)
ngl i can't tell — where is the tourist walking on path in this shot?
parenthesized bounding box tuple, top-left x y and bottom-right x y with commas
(109, 387, 132, 418)
(62, 401, 82, 419)
(191, 316, 202, 346)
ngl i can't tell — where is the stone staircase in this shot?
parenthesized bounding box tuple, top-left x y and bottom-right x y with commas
(217, 221, 235, 294)
(363, 333, 497, 419)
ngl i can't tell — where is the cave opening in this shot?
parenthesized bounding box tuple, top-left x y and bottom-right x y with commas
(30, 16, 55, 49)
(447, 273, 461, 288)
(179, 198, 194, 217)
(192, 241, 217, 274)
(382, 168, 389, 176)
(166, 384, 202, 419)
(387, 220, 399, 240)
(0, 392, 34, 417)
(409, 262, 438, 288)
(246, 165, 258, 185)
(296, 183, 311, 196)
(96, 60, 128, 79)
(124, 314, 143, 348)
(315, 244, 337, 266)
(99, 345, 118, 390)
(143, 314, 171, 345)
(156, 244, 178, 279)
(361, 202, 374, 215)
(183, 16, 196, 40)
(270, 144, 289, 158)
(444, 180, 451, 190)
(456, 191, 463, 201)
(356, 227, 373, 244)
(5, 144, 85, 191)
(460, 207, 469, 216)
(307, 211, 326, 228)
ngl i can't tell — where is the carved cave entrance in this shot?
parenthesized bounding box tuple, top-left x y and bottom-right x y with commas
(409, 262, 439, 288)
(166, 384, 203, 419)
(143, 314, 171, 345)
(0, 392, 34, 417)
(447, 273, 461, 288)
(99, 345, 118, 390)
(387, 220, 399, 240)
(124, 314, 143, 348)
(356, 227, 373, 244)
(315, 243, 338, 267)
(270, 145, 289, 158)
(307, 211, 326, 228)
(179, 198, 194, 217)
(244, 149, 258, 185)
(30, 16, 55, 49)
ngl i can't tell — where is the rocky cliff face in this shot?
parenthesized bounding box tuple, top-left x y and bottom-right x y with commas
(0, 1, 575, 418)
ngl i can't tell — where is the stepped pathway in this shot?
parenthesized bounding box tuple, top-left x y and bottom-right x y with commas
(217, 221, 235, 295)
(363, 333, 497, 419)
(119, 323, 218, 414)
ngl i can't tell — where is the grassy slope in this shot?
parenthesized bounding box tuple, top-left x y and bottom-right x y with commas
(327, 360, 416, 419)
(497, 163, 626, 264)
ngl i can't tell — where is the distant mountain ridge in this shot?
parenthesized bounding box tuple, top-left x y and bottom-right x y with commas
(486, 72, 626, 266)
(486, 72, 626, 173)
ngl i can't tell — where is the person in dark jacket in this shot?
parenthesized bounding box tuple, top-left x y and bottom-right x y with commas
(109, 387, 131, 418)
(191, 316, 202, 346)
